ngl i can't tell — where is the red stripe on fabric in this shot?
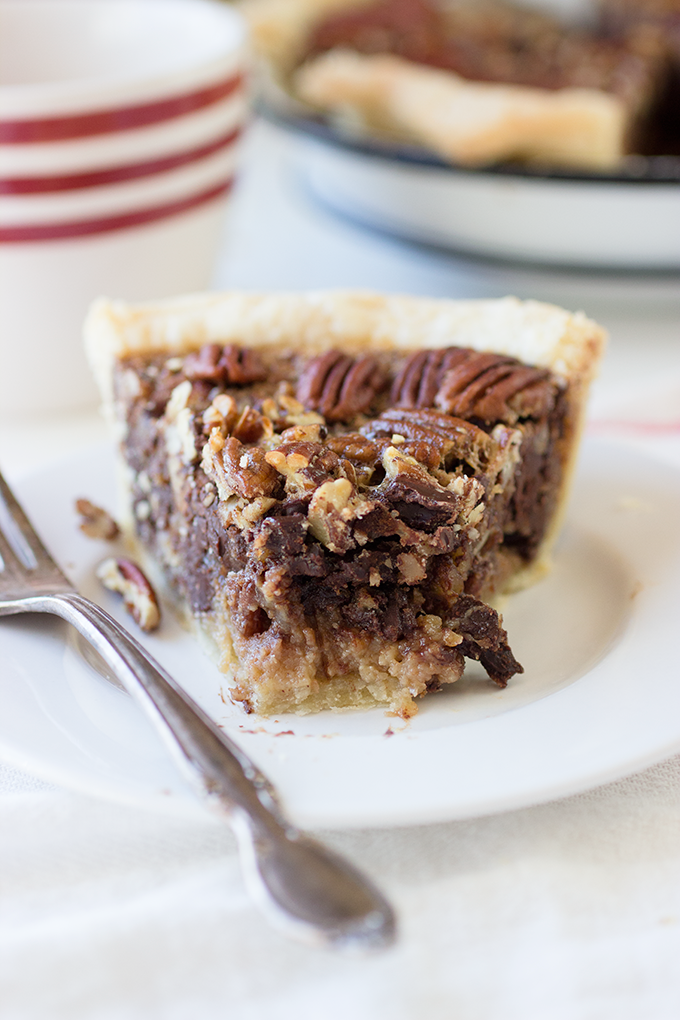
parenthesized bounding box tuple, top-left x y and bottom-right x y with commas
(0, 73, 244, 143)
(0, 126, 242, 194)
(0, 178, 233, 242)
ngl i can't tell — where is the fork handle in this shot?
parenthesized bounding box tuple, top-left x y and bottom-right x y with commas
(4, 591, 395, 949)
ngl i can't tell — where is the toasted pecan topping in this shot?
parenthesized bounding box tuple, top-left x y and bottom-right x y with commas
(297, 350, 386, 422)
(184, 343, 266, 386)
(392, 347, 554, 424)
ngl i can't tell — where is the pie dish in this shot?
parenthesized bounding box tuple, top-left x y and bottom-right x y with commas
(243, 0, 680, 171)
(85, 290, 605, 717)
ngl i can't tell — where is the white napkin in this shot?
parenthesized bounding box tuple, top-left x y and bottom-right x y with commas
(1, 754, 680, 1020)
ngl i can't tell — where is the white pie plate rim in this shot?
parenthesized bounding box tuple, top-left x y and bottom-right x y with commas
(266, 108, 680, 270)
(1, 438, 679, 830)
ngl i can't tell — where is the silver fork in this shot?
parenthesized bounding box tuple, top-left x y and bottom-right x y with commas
(0, 467, 396, 950)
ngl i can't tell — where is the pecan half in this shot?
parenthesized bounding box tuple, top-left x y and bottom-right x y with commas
(392, 347, 554, 424)
(296, 350, 386, 422)
(75, 498, 119, 540)
(183, 343, 266, 386)
(219, 344, 267, 385)
(362, 408, 494, 473)
(96, 557, 161, 632)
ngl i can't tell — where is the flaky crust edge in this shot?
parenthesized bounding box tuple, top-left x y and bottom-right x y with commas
(84, 288, 606, 595)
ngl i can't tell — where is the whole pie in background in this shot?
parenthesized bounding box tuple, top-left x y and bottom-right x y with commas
(243, 0, 680, 170)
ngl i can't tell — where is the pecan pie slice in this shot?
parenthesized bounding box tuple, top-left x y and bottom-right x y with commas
(85, 291, 605, 717)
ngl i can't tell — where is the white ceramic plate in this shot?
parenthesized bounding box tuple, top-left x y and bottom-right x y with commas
(1, 440, 680, 829)
(275, 112, 680, 270)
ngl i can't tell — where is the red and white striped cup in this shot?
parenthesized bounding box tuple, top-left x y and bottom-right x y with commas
(0, 0, 250, 412)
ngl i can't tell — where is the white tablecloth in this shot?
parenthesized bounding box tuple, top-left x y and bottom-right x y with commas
(1, 120, 680, 1019)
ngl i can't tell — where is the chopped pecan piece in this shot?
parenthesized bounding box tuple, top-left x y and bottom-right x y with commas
(202, 397, 273, 445)
(307, 477, 357, 553)
(231, 406, 272, 444)
(228, 577, 271, 638)
(326, 433, 382, 485)
(296, 350, 386, 421)
(265, 440, 341, 495)
(75, 498, 119, 540)
(96, 557, 161, 632)
(220, 437, 281, 499)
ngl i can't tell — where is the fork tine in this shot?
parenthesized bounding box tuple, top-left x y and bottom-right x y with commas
(0, 468, 68, 580)
(0, 521, 23, 576)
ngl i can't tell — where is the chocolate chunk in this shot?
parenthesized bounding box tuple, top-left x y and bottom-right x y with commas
(334, 585, 418, 642)
(380, 477, 458, 531)
(259, 514, 306, 558)
(445, 594, 523, 686)
(257, 515, 326, 576)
